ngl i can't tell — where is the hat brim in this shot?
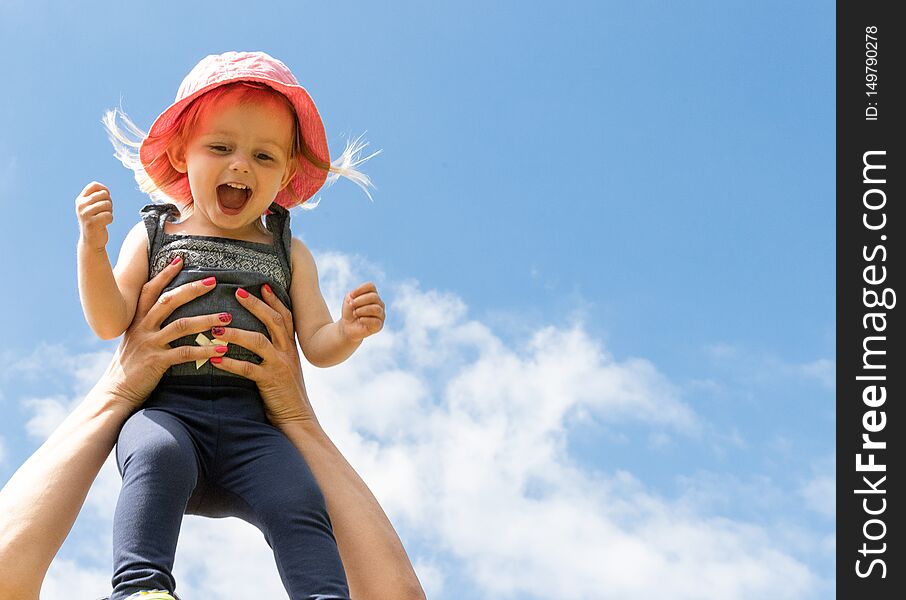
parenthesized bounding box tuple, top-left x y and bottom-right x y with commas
(139, 76, 329, 209)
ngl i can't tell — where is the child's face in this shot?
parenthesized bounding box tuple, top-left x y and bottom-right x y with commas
(168, 94, 295, 233)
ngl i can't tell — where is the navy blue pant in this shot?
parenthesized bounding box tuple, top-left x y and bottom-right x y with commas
(111, 376, 349, 600)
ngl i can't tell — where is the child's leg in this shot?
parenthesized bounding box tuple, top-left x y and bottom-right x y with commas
(111, 409, 202, 600)
(214, 422, 349, 600)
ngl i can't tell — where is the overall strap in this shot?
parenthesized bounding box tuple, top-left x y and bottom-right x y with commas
(140, 203, 180, 278)
(264, 202, 293, 287)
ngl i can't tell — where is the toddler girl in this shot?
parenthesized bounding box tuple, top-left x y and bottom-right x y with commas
(76, 51, 384, 600)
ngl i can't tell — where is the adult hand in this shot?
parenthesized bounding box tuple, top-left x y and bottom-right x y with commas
(99, 257, 233, 412)
(210, 284, 317, 428)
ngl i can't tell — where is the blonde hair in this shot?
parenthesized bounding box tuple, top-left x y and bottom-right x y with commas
(102, 82, 379, 211)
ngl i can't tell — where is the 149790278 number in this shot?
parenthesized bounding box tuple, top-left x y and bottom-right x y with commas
(865, 26, 878, 98)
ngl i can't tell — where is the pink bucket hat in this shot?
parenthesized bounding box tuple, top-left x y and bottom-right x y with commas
(139, 51, 330, 209)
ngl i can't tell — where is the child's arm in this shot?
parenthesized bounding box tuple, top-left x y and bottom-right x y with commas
(289, 237, 385, 367)
(75, 182, 148, 339)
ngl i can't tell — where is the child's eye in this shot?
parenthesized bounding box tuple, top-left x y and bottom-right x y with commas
(210, 145, 229, 152)
(257, 154, 273, 161)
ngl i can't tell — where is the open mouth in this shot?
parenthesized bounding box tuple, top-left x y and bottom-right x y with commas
(216, 183, 252, 215)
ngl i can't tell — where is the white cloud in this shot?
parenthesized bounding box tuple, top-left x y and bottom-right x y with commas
(41, 559, 110, 599)
(800, 475, 835, 519)
(799, 456, 836, 520)
(16, 253, 828, 599)
(2, 344, 112, 392)
(412, 560, 446, 598)
(798, 358, 836, 390)
(15, 348, 112, 440)
(296, 259, 820, 599)
(703, 342, 740, 360)
(23, 395, 75, 438)
(174, 517, 288, 598)
(702, 341, 835, 391)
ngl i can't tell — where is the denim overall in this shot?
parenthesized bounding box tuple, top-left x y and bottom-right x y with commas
(110, 203, 349, 600)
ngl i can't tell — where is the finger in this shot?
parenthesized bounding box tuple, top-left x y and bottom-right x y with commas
(356, 316, 384, 332)
(76, 196, 111, 217)
(156, 311, 234, 346)
(134, 256, 185, 318)
(161, 344, 228, 369)
(80, 198, 113, 217)
(85, 210, 113, 224)
(88, 212, 113, 228)
(235, 288, 293, 350)
(349, 281, 377, 299)
(76, 189, 110, 210)
(353, 304, 384, 319)
(79, 181, 109, 197)
(210, 355, 264, 381)
(85, 212, 114, 228)
(350, 291, 382, 309)
(260, 284, 294, 340)
(342, 318, 381, 341)
(211, 326, 278, 364)
(144, 276, 219, 331)
(86, 189, 111, 202)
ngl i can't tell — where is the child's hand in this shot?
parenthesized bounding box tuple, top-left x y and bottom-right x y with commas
(75, 181, 114, 250)
(339, 282, 386, 342)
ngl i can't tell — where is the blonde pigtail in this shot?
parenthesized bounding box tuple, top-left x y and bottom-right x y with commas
(101, 106, 176, 205)
(328, 133, 382, 198)
(297, 132, 381, 211)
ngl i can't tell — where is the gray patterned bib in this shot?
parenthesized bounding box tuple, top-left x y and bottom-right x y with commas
(142, 202, 294, 378)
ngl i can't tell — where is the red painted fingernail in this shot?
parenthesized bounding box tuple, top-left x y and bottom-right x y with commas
(212, 326, 226, 337)
(170, 256, 182, 266)
(236, 288, 250, 299)
(218, 312, 232, 323)
(263, 283, 273, 295)
(215, 345, 228, 353)
(210, 357, 223, 364)
(202, 276, 217, 286)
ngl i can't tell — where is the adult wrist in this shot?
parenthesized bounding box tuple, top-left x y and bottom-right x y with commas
(277, 416, 325, 443)
(85, 366, 145, 420)
(88, 381, 135, 415)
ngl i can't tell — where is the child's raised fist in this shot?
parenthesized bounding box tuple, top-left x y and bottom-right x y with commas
(339, 281, 386, 342)
(75, 181, 114, 250)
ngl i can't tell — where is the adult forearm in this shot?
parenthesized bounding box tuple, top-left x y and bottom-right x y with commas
(213, 285, 418, 597)
(0, 263, 223, 599)
(0, 383, 131, 599)
(77, 241, 129, 340)
(281, 420, 425, 600)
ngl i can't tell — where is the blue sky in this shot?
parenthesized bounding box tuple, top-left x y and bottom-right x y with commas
(0, 1, 834, 599)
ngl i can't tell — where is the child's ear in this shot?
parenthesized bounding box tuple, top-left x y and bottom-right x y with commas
(166, 143, 188, 174)
(280, 160, 298, 190)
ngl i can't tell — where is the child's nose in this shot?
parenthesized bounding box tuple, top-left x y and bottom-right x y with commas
(229, 155, 251, 173)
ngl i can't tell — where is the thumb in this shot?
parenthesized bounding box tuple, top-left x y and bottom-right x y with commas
(341, 292, 355, 320)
